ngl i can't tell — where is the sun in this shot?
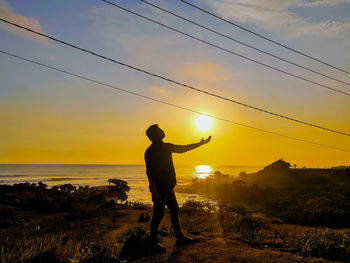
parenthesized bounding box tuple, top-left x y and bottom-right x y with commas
(195, 115, 213, 132)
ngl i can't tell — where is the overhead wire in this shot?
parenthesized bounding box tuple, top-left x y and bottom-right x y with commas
(102, 0, 350, 97)
(1, 49, 349, 153)
(140, 0, 350, 88)
(0, 17, 349, 137)
(179, 0, 350, 76)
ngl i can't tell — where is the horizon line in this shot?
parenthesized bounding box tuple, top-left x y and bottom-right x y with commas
(0, 163, 265, 167)
(0, 163, 349, 168)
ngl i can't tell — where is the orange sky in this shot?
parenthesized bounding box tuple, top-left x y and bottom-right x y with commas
(1, 0, 350, 167)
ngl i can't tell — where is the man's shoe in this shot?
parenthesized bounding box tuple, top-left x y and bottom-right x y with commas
(176, 235, 200, 246)
(149, 242, 166, 253)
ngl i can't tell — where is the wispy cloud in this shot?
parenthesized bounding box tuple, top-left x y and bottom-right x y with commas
(205, 0, 350, 38)
(296, 0, 350, 7)
(0, 6, 47, 44)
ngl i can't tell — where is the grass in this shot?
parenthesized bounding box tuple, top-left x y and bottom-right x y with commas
(178, 201, 350, 261)
(0, 223, 120, 263)
(2, 179, 350, 262)
(2, 201, 350, 262)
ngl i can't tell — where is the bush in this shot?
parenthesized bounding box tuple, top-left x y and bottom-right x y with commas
(27, 196, 58, 214)
(301, 229, 350, 261)
(100, 200, 116, 209)
(0, 219, 19, 229)
(129, 202, 146, 210)
(236, 216, 265, 237)
(182, 200, 215, 211)
(219, 203, 247, 215)
(118, 226, 151, 260)
(239, 171, 247, 177)
(303, 199, 350, 227)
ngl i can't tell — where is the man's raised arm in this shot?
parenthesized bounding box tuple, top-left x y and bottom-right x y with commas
(171, 136, 211, 153)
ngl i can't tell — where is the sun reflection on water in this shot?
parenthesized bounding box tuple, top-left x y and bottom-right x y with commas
(194, 165, 213, 179)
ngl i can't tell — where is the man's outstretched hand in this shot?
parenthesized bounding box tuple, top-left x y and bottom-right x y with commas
(200, 136, 212, 145)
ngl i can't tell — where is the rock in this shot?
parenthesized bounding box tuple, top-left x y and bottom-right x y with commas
(159, 225, 168, 237)
(138, 212, 150, 222)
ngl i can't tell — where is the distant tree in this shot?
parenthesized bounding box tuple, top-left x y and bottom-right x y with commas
(214, 171, 222, 177)
(214, 171, 229, 179)
(76, 185, 91, 194)
(51, 185, 59, 192)
(38, 181, 47, 189)
(239, 171, 247, 177)
(58, 184, 76, 194)
(233, 180, 246, 186)
(108, 178, 130, 203)
(191, 178, 199, 184)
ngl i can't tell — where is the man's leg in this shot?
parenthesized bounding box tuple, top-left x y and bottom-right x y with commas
(166, 189, 184, 239)
(150, 192, 166, 243)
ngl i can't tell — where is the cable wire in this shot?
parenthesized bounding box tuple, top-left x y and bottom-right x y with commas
(1, 17, 349, 137)
(101, 0, 350, 97)
(141, 0, 350, 87)
(1, 50, 349, 153)
(180, 0, 350, 76)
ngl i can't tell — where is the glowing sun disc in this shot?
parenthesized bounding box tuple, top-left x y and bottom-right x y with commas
(195, 115, 213, 132)
(195, 165, 213, 179)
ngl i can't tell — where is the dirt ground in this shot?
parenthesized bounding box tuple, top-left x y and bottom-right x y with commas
(116, 209, 330, 263)
(132, 232, 330, 263)
(1, 207, 333, 263)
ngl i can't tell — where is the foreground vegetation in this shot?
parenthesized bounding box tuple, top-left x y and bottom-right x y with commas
(180, 200, 350, 262)
(2, 162, 350, 262)
(2, 193, 350, 262)
(177, 159, 350, 228)
(0, 181, 133, 262)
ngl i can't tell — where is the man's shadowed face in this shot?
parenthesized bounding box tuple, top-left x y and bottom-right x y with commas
(146, 124, 165, 143)
(154, 126, 165, 142)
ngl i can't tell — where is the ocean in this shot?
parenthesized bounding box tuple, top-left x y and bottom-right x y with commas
(0, 164, 263, 204)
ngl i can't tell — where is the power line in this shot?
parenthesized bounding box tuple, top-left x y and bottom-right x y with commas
(141, 0, 350, 88)
(101, 0, 350, 97)
(1, 49, 349, 153)
(0, 18, 349, 137)
(180, 0, 350, 76)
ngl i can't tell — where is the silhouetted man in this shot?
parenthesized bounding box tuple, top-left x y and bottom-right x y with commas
(145, 124, 211, 252)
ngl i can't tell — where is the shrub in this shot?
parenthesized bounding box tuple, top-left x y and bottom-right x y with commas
(0, 219, 19, 229)
(118, 226, 151, 260)
(219, 203, 247, 215)
(55, 184, 76, 194)
(182, 200, 215, 211)
(301, 229, 350, 261)
(214, 171, 229, 179)
(239, 171, 247, 177)
(129, 202, 146, 210)
(100, 200, 116, 209)
(27, 196, 58, 214)
(235, 216, 266, 238)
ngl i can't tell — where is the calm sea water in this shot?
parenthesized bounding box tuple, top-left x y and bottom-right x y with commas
(0, 164, 262, 204)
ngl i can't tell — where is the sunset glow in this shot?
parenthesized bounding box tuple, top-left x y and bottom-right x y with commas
(0, 1, 349, 167)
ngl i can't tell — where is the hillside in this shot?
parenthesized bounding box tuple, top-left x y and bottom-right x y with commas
(176, 160, 350, 227)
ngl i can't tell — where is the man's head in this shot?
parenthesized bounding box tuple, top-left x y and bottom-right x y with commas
(146, 124, 165, 143)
